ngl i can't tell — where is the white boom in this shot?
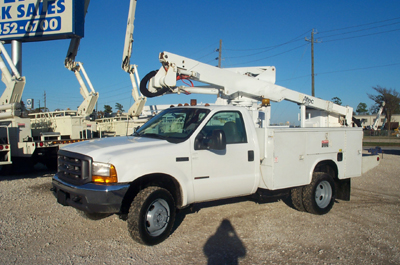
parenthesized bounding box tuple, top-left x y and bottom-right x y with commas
(122, 0, 146, 117)
(64, 0, 98, 118)
(0, 41, 25, 119)
(371, 102, 385, 130)
(140, 51, 353, 127)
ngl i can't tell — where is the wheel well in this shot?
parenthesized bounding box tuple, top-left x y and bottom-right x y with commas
(313, 160, 350, 201)
(314, 160, 338, 180)
(120, 173, 182, 214)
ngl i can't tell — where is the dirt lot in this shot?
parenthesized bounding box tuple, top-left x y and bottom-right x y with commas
(0, 153, 399, 264)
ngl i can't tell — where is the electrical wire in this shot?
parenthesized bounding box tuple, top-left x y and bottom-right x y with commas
(316, 62, 400, 75)
(322, 28, 400, 43)
(278, 62, 400, 82)
(219, 29, 312, 67)
(233, 44, 308, 66)
(222, 17, 400, 67)
(224, 29, 310, 52)
(319, 21, 400, 39)
(288, 44, 310, 83)
(319, 17, 400, 34)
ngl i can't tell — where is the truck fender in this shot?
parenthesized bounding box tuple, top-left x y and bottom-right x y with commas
(310, 159, 350, 200)
(310, 159, 339, 183)
(120, 173, 188, 215)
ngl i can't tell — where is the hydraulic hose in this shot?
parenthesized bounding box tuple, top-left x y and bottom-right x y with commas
(140, 70, 170, 98)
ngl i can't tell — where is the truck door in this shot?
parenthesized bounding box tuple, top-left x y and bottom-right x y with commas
(191, 111, 257, 202)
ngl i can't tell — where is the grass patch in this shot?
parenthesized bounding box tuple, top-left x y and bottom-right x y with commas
(363, 142, 400, 147)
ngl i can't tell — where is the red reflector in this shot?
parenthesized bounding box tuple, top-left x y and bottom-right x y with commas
(0, 145, 3, 150)
(377, 157, 380, 161)
(5, 145, 8, 149)
(39, 142, 44, 147)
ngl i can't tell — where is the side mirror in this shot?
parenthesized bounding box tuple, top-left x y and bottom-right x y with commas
(209, 129, 226, 150)
(194, 129, 226, 150)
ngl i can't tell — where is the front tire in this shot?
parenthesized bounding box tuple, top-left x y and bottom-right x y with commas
(127, 186, 176, 246)
(302, 172, 336, 215)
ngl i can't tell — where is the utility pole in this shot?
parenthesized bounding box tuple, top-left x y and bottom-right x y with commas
(305, 29, 320, 97)
(216, 39, 222, 68)
(44, 91, 47, 112)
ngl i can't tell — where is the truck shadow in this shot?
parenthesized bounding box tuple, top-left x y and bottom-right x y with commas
(0, 163, 55, 180)
(173, 193, 284, 235)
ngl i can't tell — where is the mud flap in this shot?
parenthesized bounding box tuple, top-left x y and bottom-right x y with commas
(336, 178, 350, 201)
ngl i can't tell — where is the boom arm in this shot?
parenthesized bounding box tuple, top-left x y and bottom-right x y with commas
(141, 51, 353, 127)
(122, 0, 146, 117)
(0, 41, 25, 118)
(74, 62, 99, 117)
(371, 102, 385, 130)
(64, 0, 98, 118)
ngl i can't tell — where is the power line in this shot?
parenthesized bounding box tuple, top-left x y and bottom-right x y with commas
(224, 29, 310, 52)
(278, 62, 400, 82)
(194, 50, 216, 61)
(319, 17, 400, 34)
(192, 41, 220, 61)
(232, 43, 308, 66)
(323, 28, 400, 43)
(316, 62, 400, 75)
(319, 21, 400, 39)
(289, 45, 309, 82)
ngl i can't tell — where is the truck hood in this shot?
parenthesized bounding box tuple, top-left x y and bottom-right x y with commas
(61, 136, 172, 163)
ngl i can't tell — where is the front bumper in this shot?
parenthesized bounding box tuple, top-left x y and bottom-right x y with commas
(52, 174, 130, 214)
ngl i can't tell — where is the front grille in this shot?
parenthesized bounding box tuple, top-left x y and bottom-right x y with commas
(57, 150, 92, 186)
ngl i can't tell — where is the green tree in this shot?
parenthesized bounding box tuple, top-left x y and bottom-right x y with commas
(356, 102, 369, 115)
(331, 97, 342, 105)
(368, 86, 400, 131)
(104, 105, 112, 114)
(115, 102, 124, 112)
(369, 95, 384, 114)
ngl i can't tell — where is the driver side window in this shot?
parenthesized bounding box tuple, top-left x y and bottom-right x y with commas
(198, 111, 247, 145)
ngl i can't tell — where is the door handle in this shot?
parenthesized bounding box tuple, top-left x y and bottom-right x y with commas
(248, 150, 254, 162)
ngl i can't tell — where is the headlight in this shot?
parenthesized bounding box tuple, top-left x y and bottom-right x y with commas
(92, 162, 118, 183)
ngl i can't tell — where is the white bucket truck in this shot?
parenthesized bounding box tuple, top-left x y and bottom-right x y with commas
(52, 48, 380, 245)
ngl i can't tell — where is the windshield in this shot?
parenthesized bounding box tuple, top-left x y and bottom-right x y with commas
(134, 108, 210, 142)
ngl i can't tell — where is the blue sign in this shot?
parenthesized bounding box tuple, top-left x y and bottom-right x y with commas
(0, 0, 85, 43)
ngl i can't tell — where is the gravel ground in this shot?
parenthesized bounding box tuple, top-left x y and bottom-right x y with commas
(0, 154, 399, 265)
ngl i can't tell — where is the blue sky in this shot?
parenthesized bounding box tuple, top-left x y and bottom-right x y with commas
(3, 0, 400, 125)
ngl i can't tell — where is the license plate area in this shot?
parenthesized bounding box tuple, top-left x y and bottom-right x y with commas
(57, 189, 69, 206)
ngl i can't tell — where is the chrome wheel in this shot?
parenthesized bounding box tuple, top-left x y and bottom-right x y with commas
(315, 180, 332, 209)
(145, 198, 170, 237)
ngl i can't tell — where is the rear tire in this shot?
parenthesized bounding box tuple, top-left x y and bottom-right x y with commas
(127, 186, 176, 246)
(302, 172, 336, 215)
(291, 186, 306, 212)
